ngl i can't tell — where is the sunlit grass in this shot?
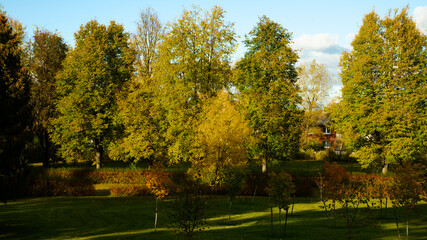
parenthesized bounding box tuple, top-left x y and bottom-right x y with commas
(1, 196, 426, 239)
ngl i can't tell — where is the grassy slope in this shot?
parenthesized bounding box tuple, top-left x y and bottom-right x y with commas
(1, 196, 426, 240)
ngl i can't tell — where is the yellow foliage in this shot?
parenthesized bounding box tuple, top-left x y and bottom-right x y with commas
(191, 91, 252, 184)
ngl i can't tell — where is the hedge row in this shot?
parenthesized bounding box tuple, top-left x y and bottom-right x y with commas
(46, 169, 146, 184)
(27, 169, 316, 197)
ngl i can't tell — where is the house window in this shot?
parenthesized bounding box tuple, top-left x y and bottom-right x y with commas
(323, 141, 331, 148)
(323, 126, 331, 134)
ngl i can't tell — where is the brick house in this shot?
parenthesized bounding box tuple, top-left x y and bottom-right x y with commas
(307, 113, 337, 150)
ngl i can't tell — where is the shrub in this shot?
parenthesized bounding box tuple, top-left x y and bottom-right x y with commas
(293, 175, 315, 197)
(110, 185, 150, 197)
(169, 174, 208, 239)
(29, 175, 95, 196)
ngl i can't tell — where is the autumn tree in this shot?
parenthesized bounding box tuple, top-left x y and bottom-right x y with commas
(297, 60, 333, 147)
(52, 20, 135, 168)
(190, 91, 251, 184)
(234, 16, 302, 172)
(144, 162, 171, 231)
(132, 7, 163, 79)
(155, 5, 236, 163)
(389, 163, 427, 240)
(267, 172, 295, 238)
(109, 8, 166, 164)
(332, 9, 427, 173)
(0, 10, 32, 203)
(27, 29, 68, 167)
(169, 174, 208, 240)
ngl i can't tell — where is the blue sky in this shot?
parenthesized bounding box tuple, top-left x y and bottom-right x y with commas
(2, 0, 427, 97)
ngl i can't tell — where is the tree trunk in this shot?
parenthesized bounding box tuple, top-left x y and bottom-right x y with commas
(394, 208, 401, 240)
(94, 140, 103, 169)
(262, 159, 267, 173)
(385, 198, 388, 216)
(406, 210, 408, 240)
(252, 186, 257, 203)
(278, 208, 281, 236)
(228, 200, 232, 223)
(291, 195, 295, 215)
(270, 207, 274, 237)
(155, 197, 158, 231)
(382, 162, 388, 174)
(95, 151, 102, 169)
(43, 132, 50, 168)
(38, 130, 50, 168)
(283, 208, 289, 238)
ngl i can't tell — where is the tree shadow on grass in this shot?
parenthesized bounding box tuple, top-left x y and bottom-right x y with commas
(0, 197, 426, 240)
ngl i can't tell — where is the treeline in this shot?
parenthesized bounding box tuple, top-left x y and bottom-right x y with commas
(1, 5, 426, 201)
(1, 6, 302, 192)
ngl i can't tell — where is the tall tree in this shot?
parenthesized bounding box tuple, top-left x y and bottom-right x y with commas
(0, 10, 32, 203)
(52, 20, 135, 168)
(234, 16, 302, 172)
(333, 9, 427, 172)
(297, 60, 333, 147)
(154, 5, 236, 163)
(109, 8, 166, 164)
(132, 7, 163, 80)
(28, 29, 68, 167)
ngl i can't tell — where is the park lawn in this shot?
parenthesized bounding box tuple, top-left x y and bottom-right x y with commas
(1, 196, 426, 240)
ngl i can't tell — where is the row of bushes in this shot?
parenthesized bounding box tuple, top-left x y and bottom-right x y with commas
(26, 169, 317, 198)
(45, 169, 146, 184)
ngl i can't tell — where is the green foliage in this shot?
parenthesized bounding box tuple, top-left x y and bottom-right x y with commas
(169, 175, 208, 239)
(333, 8, 427, 171)
(0, 10, 32, 203)
(306, 140, 324, 152)
(222, 166, 248, 202)
(109, 8, 166, 164)
(155, 5, 237, 163)
(234, 16, 302, 168)
(28, 29, 68, 167)
(389, 163, 426, 210)
(52, 20, 135, 168)
(267, 172, 295, 210)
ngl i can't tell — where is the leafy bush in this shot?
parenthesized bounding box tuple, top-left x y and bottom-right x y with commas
(293, 176, 315, 197)
(169, 175, 208, 239)
(29, 175, 95, 196)
(110, 185, 150, 197)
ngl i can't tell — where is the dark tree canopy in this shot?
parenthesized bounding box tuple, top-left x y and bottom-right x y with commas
(0, 10, 32, 202)
(52, 20, 135, 168)
(28, 29, 68, 167)
(234, 16, 302, 170)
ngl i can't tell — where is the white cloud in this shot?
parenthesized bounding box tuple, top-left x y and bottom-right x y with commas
(293, 33, 339, 51)
(345, 32, 356, 43)
(414, 6, 427, 34)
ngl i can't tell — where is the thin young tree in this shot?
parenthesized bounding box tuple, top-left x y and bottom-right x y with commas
(267, 172, 295, 238)
(144, 162, 171, 231)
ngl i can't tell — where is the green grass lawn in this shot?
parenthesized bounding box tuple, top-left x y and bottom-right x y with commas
(1, 196, 426, 240)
